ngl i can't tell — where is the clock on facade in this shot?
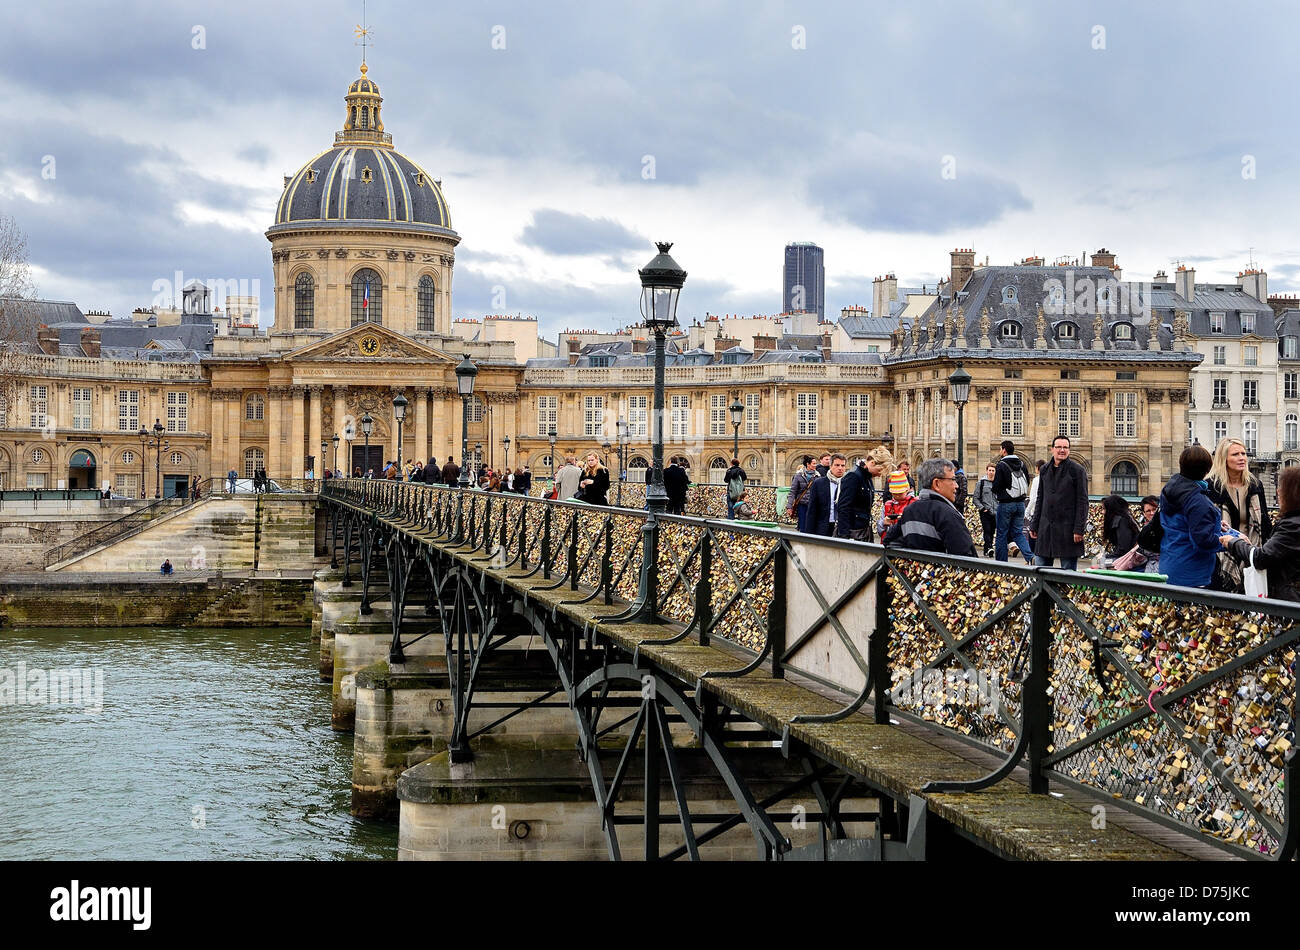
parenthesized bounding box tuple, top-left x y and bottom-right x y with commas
(358, 334, 382, 357)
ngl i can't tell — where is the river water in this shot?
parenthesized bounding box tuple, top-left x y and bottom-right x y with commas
(0, 625, 396, 860)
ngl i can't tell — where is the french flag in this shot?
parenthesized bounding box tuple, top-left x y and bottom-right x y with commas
(362, 279, 370, 310)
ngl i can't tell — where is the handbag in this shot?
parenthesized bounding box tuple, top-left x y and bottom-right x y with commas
(1111, 544, 1147, 572)
(1243, 548, 1269, 598)
(1136, 512, 1163, 551)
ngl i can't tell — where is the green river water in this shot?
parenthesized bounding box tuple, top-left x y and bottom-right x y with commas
(0, 625, 397, 860)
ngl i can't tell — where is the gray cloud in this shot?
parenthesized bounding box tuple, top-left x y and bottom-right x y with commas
(518, 209, 647, 257)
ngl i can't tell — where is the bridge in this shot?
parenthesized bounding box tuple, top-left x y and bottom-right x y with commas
(319, 478, 1298, 861)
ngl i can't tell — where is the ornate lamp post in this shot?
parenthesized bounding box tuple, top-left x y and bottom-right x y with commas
(332, 434, 340, 474)
(393, 392, 408, 478)
(320, 438, 328, 478)
(729, 395, 744, 463)
(634, 241, 686, 623)
(152, 418, 165, 498)
(548, 427, 557, 483)
(617, 418, 629, 480)
(360, 412, 373, 476)
(455, 355, 477, 488)
(948, 362, 972, 470)
(138, 427, 148, 498)
(502, 435, 511, 474)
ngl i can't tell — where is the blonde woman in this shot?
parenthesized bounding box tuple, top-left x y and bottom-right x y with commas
(577, 452, 610, 506)
(1206, 437, 1272, 590)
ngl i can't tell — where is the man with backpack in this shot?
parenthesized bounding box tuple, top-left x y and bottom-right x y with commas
(725, 458, 747, 519)
(991, 440, 1034, 564)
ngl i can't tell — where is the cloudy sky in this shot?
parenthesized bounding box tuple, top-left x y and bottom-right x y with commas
(1, 1, 1296, 338)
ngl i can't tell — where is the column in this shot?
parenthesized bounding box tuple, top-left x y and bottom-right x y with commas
(267, 387, 283, 480)
(226, 391, 242, 478)
(974, 386, 995, 469)
(307, 385, 323, 476)
(414, 388, 429, 465)
(210, 391, 226, 481)
(289, 385, 305, 478)
(332, 385, 348, 473)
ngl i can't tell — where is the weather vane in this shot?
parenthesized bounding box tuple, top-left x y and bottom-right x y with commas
(354, 0, 373, 64)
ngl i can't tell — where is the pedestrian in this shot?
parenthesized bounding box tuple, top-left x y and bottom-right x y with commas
(191, 474, 201, 500)
(442, 456, 460, 485)
(353, 466, 363, 478)
(664, 458, 689, 514)
(898, 459, 915, 492)
(1024, 459, 1048, 525)
(884, 457, 976, 556)
(1219, 465, 1300, 602)
(835, 446, 893, 540)
(953, 463, 969, 512)
(1100, 494, 1140, 567)
(424, 458, 441, 484)
(724, 457, 747, 519)
(1027, 435, 1088, 570)
(1159, 444, 1222, 589)
(804, 453, 847, 537)
(815, 453, 831, 477)
(160, 558, 174, 576)
(365, 468, 374, 479)
(880, 470, 917, 541)
(227, 467, 238, 494)
(974, 462, 998, 557)
(518, 466, 532, 495)
(577, 453, 610, 505)
(786, 455, 818, 531)
(555, 454, 583, 500)
(991, 440, 1033, 564)
(1206, 437, 1272, 592)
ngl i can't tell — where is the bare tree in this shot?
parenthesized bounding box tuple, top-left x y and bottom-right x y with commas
(0, 213, 42, 414)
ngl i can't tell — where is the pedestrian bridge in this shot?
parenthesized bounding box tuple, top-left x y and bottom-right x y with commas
(319, 478, 1298, 861)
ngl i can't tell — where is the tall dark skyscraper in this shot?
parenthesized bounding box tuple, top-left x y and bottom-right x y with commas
(783, 242, 824, 319)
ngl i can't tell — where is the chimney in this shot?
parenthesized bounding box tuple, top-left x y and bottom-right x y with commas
(566, 337, 582, 366)
(819, 331, 832, 362)
(79, 327, 101, 358)
(872, 273, 898, 319)
(37, 325, 59, 355)
(753, 334, 776, 352)
(1154, 269, 1168, 284)
(950, 248, 976, 294)
(1175, 265, 1196, 302)
(1090, 248, 1117, 270)
(715, 335, 739, 354)
(1020, 255, 1044, 266)
(1238, 268, 1268, 302)
(631, 337, 648, 354)
(1268, 294, 1299, 319)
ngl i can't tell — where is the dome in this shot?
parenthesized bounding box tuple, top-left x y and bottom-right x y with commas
(272, 146, 452, 231)
(268, 64, 455, 236)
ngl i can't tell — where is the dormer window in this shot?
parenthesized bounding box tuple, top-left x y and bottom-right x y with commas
(1242, 312, 1256, 334)
(1001, 286, 1017, 304)
(1113, 323, 1134, 341)
(360, 166, 373, 184)
(1210, 311, 1225, 334)
(589, 355, 613, 368)
(415, 172, 425, 188)
(1056, 322, 1077, 340)
(1000, 321, 1021, 339)
(305, 168, 317, 184)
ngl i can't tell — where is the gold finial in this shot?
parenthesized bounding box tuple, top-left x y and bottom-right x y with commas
(360, 62, 368, 76)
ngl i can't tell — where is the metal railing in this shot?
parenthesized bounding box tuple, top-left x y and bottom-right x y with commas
(42, 495, 185, 567)
(322, 477, 1300, 859)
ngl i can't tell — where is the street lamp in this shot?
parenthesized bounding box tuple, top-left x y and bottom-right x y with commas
(332, 434, 339, 474)
(153, 418, 165, 498)
(393, 391, 408, 477)
(320, 438, 328, 478)
(502, 435, 511, 474)
(729, 395, 744, 463)
(948, 362, 972, 470)
(635, 240, 686, 623)
(475, 442, 482, 480)
(616, 418, 629, 481)
(455, 354, 478, 488)
(138, 426, 148, 498)
(548, 427, 557, 483)
(360, 412, 373, 476)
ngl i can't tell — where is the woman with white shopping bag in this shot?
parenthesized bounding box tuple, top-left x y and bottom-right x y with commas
(1219, 465, 1300, 601)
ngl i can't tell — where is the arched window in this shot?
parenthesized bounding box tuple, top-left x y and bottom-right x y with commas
(169, 451, 183, 466)
(1287, 413, 1298, 449)
(1056, 322, 1077, 340)
(1000, 321, 1020, 339)
(244, 447, 265, 479)
(417, 275, 437, 331)
(626, 456, 650, 484)
(294, 273, 314, 329)
(1113, 323, 1134, 341)
(1110, 460, 1139, 495)
(350, 268, 383, 325)
(122, 450, 136, 465)
(360, 106, 369, 129)
(709, 457, 729, 484)
(1244, 419, 1258, 456)
(1001, 286, 1017, 303)
(246, 393, 265, 420)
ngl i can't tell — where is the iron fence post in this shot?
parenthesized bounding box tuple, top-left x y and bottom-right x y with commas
(1026, 583, 1053, 794)
(769, 544, 786, 679)
(542, 503, 553, 581)
(871, 559, 892, 724)
(695, 533, 713, 647)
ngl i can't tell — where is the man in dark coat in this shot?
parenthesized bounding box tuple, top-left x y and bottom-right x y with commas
(805, 454, 847, 537)
(1027, 435, 1088, 570)
(442, 456, 461, 485)
(884, 457, 976, 556)
(834, 445, 894, 539)
(663, 459, 690, 514)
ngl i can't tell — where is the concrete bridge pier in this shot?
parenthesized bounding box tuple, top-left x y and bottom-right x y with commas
(329, 598, 439, 731)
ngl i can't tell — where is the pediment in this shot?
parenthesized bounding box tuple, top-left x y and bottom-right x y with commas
(284, 324, 456, 363)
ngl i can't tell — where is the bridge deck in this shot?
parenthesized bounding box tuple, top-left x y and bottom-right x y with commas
(423, 531, 1215, 862)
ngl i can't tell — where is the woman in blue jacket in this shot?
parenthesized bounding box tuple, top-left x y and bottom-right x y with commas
(1159, 444, 1222, 588)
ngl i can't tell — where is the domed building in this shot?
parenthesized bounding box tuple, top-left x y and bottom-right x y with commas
(266, 63, 459, 340)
